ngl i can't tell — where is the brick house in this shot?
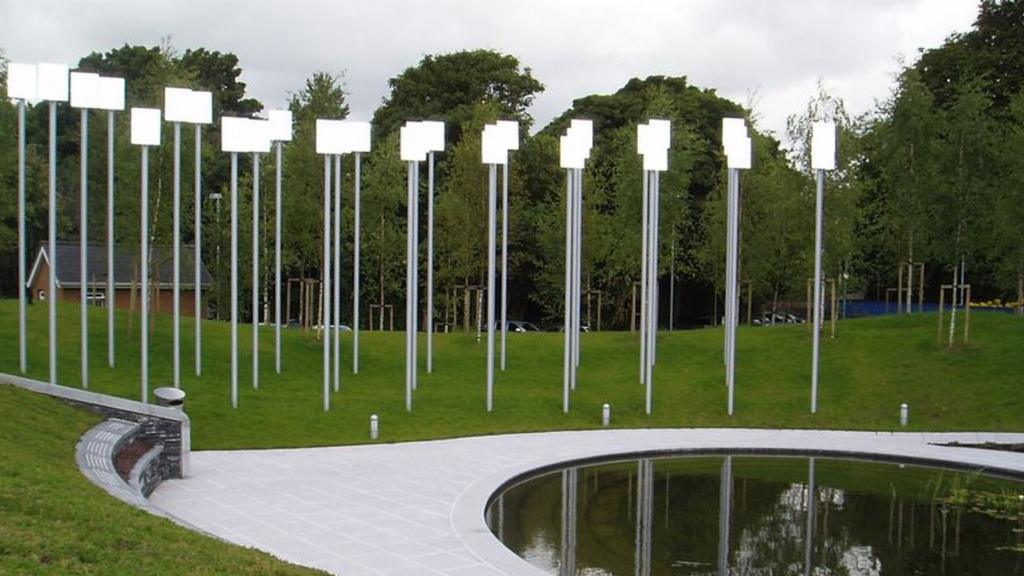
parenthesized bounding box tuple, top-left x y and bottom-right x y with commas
(27, 242, 212, 316)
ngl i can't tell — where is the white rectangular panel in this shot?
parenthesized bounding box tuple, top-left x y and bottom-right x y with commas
(7, 63, 38, 100)
(37, 63, 69, 102)
(130, 108, 162, 146)
(70, 72, 101, 109)
(97, 77, 126, 111)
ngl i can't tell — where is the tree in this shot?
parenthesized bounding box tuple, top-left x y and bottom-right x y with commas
(372, 50, 544, 142)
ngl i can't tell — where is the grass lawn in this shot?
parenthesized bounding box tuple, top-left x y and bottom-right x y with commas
(0, 384, 325, 575)
(0, 299, 1021, 451)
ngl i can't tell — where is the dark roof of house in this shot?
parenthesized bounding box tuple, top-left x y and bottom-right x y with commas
(29, 242, 213, 288)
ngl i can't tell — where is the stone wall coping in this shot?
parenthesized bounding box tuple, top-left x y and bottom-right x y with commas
(0, 372, 185, 422)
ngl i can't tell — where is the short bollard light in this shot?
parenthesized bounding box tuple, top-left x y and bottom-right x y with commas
(602, 403, 611, 427)
(370, 414, 379, 440)
(154, 387, 186, 411)
(900, 403, 909, 427)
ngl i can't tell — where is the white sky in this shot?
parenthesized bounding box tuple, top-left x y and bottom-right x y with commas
(0, 0, 978, 147)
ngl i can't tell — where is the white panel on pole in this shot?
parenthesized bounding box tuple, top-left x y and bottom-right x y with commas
(222, 117, 249, 152)
(481, 124, 507, 165)
(811, 121, 837, 171)
(268, 109, 293, 142)
(495, 120, 519, 151)
(131, 108, 162, 146)
(317, 119, 348, 155)
(189, 91, 213, 125)
(70, 72, 101, 109)
(346, 121, 372, 153)
(36, 63, 69, 102)
(7, 63, 38, 100)
(164, 87, 194, 123)
(421, 120, 445, 152)
(559, 135, 584, 170)
(569, 119, 593, 157)
(400, 122, 428, 162)
(97, 77, 126, 111)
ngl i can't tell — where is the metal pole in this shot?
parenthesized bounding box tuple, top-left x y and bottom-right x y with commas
(18, 100, 27, 374)
(669, 232, 675, 332)
(646, 171, 657, 414)
(333, 155, 341, 392)
(194, 125, 202, 375)
(725, 168, 737, 415)
(252, 152, 260, 390)
(173, 122, 181, 388)
(322, 155, 331, 411)
(639, 170, 649, 384)
(353, 153, 361, 374)
(405, 160, 414, 413)
(412, 161, 420, 391)
(48, 101, 58, 386)
(570, 169, 579, 391)
(141, 146, 150, 402)
(231, 153, 239, 408)
(500, 161, 509, 371)
(562, 169, 572, 414)
(811, 169, 825, 414)
(427, 151, 435, 373)
(80, 107, 89, 389)
(573, 168, 581, 368)
(486, 163, 497, 412)
(274, 141, 282, 374)
(107, 110, 115, 369)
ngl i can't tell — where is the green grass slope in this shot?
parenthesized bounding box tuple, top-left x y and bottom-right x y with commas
(1, 300, 1021, 450)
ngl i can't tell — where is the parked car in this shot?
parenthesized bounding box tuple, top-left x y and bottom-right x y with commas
(507, 320, 542, 332)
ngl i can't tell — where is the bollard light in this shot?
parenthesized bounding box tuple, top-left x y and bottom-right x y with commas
(370, 414, 379, 440)
(900, 403, 909, 427)
(602, 403, 611, 427)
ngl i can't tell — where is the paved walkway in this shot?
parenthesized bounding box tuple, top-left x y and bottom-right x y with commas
(149, 429, 1024, 576)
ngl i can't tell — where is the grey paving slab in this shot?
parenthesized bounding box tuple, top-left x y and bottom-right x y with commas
(149, 429, 1024, 575)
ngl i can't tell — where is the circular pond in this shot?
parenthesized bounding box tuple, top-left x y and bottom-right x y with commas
(486, 454, 1024, 575)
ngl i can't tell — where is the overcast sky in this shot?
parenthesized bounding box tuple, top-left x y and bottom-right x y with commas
(1, 0, 978, 147)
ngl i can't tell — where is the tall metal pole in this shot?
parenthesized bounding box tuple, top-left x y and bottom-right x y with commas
(486, 163, 497, 412)
(652, 171, 660, 367)
(230, 153, 239, 409)
(562, 169, 573, 414)
(412, 161, 420, 392)
(573, 169, 582, 370)
(333, 155, 342, 392)
(274, 141, 282, 374)
(141, 146, 150, 403)
(811, 169, 825, 414)
(500, 162, 509, 371)
(80, 108, 90, 389)
(640, 170, 649, 384)
(405, 160, 414, 412)
(107, 111, 116, 368)
(322, 155, 332, 411)
(569, 170, 579, 391)
(252, 152, 260, 390)
(427, 151, 435, 373)
(353, 153, 361, 374)
(646, 171, 657, 414)
(48, 101, 58, 386)
(18, 100, 27, 374)
(725, 168, 738, 415)
(194, 125, 203, 376)
(172, 122, 181, 388)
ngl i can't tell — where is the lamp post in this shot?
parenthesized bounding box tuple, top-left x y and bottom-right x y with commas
(721, 118, 752, 416)
(557, 121, 592, 413)
(130, 107, 162, 402)
(345, 122, 372, 375)
(70, 71, 111, 389)
(36, 63, 70, 386)
(266, 110, 293, 375)
(421, 121, 445, 375)
(164, 87, 213, 386)
(636, 119, 671, 415)
(810, 121, 837, 414)
(399, 122, 429, 411)
(6, 63, 39, 375)
(97, 77, 125, 369)
(221, 117, 270, 408)
(495, 120, 519, 372)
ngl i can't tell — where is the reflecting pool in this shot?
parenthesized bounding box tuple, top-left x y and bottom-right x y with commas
(487, 455, 1024, 575)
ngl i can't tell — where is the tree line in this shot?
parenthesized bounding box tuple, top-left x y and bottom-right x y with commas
(1, 0, 1022, 330)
